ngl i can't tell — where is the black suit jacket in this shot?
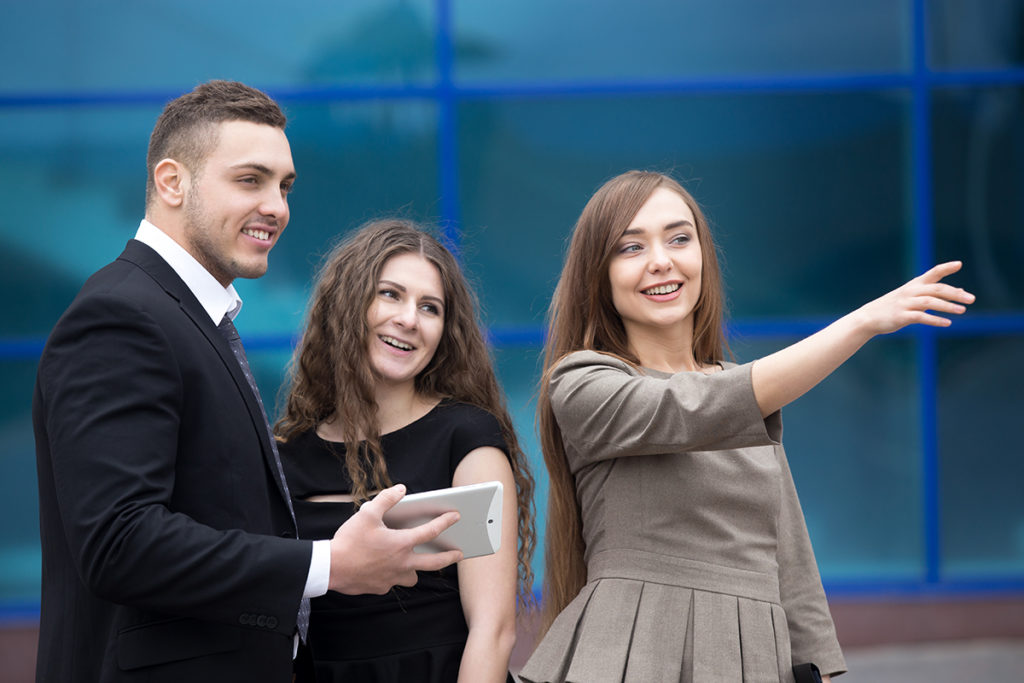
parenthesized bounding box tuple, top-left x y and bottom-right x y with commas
(33, 240, 313, 682)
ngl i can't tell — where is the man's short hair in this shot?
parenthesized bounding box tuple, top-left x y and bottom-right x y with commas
(145, 80, 287, 207)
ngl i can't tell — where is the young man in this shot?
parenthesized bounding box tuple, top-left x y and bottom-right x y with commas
(33, 80, 461, 682)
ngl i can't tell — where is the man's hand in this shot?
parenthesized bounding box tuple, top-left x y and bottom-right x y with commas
(327, 484, 463, 595)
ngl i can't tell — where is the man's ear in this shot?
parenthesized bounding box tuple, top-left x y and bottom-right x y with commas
(153, 158, 189, 208)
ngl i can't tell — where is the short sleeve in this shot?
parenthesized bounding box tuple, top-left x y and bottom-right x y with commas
(444, 403, 509, 479)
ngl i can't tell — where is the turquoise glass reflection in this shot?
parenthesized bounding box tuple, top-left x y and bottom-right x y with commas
(932, 86, 1024, 312)
(458, 91, 910, 328)
(0, 359, 42, 602)
(731, 336, 924, 579)
(939, 336, 1024, 577)
(927, 0, 1024, 71)
(0, 0, 438, 93)
(454, 0, 911, 82)
(492, 344, 547, 584)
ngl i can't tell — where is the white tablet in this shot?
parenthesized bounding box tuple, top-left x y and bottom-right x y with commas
(382, 481, 503, 559)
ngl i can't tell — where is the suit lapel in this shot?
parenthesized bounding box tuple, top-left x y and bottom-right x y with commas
(117, 240, 295, 512)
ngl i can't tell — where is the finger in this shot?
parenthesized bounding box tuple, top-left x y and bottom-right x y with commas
(909, 311, 953, 327)
(916, 296, 967, 315)
(409, 549, 463, 573)
(401, 510, 461, 547)
(928, 286, 975, 305)
(917, 261, 962, 284)
(359, 484, 407, 518)
(392, 569, 421, 589)
(915, 282, 975, 303)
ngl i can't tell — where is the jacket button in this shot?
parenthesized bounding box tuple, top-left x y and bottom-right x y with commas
(257, 615, 267, 627)
(266, 616, 278, 629)
(238, 613, 249, 625)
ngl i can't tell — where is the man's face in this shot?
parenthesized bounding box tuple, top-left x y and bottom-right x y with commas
(181, 120, 295, 286)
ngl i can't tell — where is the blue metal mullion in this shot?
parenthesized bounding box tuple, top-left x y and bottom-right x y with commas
(911, 0, 942, 587)
(5, 69, 1024, 110)
(918, 329, 941, 585)
(435, 0, 462, 254)
(7, 313, 1024, 361)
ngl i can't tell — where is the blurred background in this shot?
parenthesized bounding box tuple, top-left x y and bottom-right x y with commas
(2, 0, 1022, 679)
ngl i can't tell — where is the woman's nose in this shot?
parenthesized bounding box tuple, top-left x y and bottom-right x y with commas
(646, 243, 672, 273)
(393, 302, 419, 328)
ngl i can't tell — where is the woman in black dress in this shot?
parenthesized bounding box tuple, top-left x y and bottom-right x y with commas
(275, 219, 535, 682)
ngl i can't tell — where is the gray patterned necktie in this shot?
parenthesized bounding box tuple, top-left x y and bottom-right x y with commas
(218, 315, 310, 641)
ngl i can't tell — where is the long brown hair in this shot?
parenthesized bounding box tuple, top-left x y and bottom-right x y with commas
(538, 171, 728, 632)
(275, 218, 536, 602)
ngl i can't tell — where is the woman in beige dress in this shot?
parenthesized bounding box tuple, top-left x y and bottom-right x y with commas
(519, 171, 974, 682)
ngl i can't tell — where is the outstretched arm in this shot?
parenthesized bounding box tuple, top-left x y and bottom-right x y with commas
(751, 261, 974, 417)
(327, 484, 463, 595)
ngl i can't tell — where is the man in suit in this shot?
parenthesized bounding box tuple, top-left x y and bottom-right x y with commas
(33, 80, 461, 682)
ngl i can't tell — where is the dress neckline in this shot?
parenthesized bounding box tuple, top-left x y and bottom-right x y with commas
(314, 398, 448, 445)
(642, 362, 725, 378)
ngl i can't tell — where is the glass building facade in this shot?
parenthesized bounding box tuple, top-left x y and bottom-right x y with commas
(2, 0, 1023, 616)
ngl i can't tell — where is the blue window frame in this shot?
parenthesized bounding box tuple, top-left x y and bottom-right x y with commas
(3, 0, 1023, 618)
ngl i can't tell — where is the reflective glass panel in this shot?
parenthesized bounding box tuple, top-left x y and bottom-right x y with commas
(939, 336, 1024, 577)
(932, 86, 1024, 311)
(457, 92, 910, 329)
(0, 106, 157, 337)
(928, 0, 1024, 70)
(0, 100, 440, 340)
(492, 344, 546, 585)
(0, 0, 437, 93)
(731, 336, 924, 579)
(454, 0, 910, 83)
(0, 359, 42, 602)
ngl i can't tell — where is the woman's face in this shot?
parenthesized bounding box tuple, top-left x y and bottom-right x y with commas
(607, 187, 703, 341)
(365, 252, 445, 390)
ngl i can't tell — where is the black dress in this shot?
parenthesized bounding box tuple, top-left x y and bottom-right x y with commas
(279, 399, 510, 683)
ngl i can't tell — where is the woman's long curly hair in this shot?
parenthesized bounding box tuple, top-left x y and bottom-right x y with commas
(275, 218, 536, 603)
(538, 171, 729, 634)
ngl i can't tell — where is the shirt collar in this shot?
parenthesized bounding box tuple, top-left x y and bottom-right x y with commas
(134, 219, 243, 324)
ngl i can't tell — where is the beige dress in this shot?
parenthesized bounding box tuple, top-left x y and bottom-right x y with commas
(520, 351, 846, 683)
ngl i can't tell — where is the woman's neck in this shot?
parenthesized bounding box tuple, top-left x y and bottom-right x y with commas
(373, 381, 438, 435)
(626, 323, 703, 374)
(318, 381, 438, 441)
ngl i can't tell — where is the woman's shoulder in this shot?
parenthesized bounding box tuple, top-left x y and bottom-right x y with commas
(554, 350, 640, 376)
(431, 399, 503, 433)
(420, 400, 508, 471)
(555, 350, 737, 377)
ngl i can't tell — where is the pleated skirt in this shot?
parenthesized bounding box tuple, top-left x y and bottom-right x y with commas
(519, 577, 796, 683)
